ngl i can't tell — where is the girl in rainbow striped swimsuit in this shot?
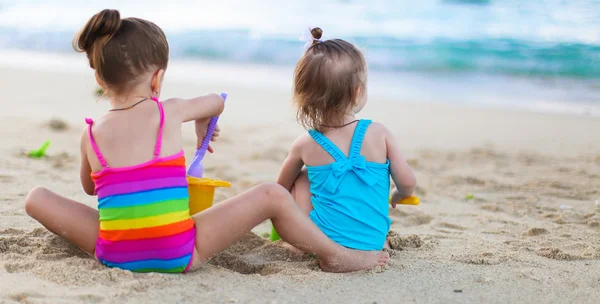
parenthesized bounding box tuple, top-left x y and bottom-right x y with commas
(24, 9, 389, 274)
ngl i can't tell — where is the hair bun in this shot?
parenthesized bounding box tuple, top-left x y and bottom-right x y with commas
(311, 27, 323, 40)
(74, 9, 122, 55)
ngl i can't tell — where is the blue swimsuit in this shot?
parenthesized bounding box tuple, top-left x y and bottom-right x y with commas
(306, 119, 391, 251)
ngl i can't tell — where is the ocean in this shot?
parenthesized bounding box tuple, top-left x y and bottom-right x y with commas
(0, 0, 598, 115)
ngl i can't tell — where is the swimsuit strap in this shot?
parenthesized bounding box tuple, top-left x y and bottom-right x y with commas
(84, 118, 109, 168)
(308, 129, 347, 162)
(348, 119, 372, 158)
(152, 96, 165, 159)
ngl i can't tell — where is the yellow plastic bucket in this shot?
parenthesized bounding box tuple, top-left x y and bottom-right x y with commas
(187, 177, 231, 215)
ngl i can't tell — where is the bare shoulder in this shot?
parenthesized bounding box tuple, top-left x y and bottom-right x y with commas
(85, 114, 112, 136)
(160, 97, 186, 112)
(366, 121, 391, 138)
(291, 132, 313, 154)
(80, 125, 89, 147)
(158, 97, 187, 122)
(80, 116, 108, 145)
(160, 97, 185, 106)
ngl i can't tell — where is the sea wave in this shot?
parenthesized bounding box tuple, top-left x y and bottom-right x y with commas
(1, 28, 598, 79)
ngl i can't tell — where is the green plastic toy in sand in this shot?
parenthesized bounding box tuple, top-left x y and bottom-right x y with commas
(270, 225, 280, 242)
(28, 140, 51, 158)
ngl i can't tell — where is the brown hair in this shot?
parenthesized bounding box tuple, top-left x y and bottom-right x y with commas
(73, 9, 169, 95)
(293, 27, 366, 132)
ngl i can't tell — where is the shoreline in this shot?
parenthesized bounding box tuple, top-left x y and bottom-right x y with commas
(1, 50, 599, 159)
(1, 48, 599, 119)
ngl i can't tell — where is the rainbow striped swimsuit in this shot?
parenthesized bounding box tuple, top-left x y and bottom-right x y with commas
(86, 98, 196, 273)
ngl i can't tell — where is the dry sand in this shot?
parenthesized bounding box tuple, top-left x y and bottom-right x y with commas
(1, 52, 599, 303)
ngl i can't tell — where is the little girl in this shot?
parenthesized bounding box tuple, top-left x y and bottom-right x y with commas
(24, 11, 389, 273)
(277, 27, 417, 251)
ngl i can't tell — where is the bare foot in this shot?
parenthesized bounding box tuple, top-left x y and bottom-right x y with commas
(319, 248, 389, 273)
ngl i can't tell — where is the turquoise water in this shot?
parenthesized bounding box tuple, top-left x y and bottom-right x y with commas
(0, 0, 598, 79)
(0, 0, 598, 113)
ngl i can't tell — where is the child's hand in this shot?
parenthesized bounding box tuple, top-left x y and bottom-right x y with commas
(206, 124, 220, 153)
(390, 189, 405, 209)
(195, 119, 220, 153)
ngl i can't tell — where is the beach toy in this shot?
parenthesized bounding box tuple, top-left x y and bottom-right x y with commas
(186, 93, 231, 215)
(270, 195, 420, 242)
(270, 225, 281, 242)
(28, 140, 51, 158)
(187, 177, 231, 215)
(389, 195, 420, 206)
(187, 92, 227, 178)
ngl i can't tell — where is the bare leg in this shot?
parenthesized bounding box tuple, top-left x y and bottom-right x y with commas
(25, 187, 99, 255)
(192, 183, 389, 273)
(280, 169, 314, 252)
(291, 169, 312, 215)
(269, 170, 312, 242)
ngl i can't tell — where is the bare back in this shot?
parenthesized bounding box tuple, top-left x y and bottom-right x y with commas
(84, 100, 183, 172)
(298, 121, 388, 167)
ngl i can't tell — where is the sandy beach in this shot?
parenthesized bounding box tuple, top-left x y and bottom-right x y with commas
(1, 52, 599, 304)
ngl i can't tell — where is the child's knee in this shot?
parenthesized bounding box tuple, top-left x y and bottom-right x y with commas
(255, 182, 292, 205)
(25, 187, 50, 216)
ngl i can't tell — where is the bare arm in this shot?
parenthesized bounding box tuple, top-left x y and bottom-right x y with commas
(80, 129, 96, 196)
(164, 93, 225, 123)
(384, 127, 416, 201)
(163, 93, 225, 152)
(277, 137, 305, 192)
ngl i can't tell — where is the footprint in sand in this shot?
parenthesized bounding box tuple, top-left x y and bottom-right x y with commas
(479, 203, 504, 212)
(464, 176, 486, 186)
(10, 290, 104, 303)
(437, 222, 468, 231)
(9, 292, 47, 303)
(535, 248, 581, 261)
(209, 233, 315, 275)
(389, 210, 433, 227)
(386, 231, 425, 250)
(50, 152, 76, 169)
(4, 262, 37, 273)
(46, 118, 69, 132)
(0, 174, 15, 183)
(76, 294, 105, 303)
(0, 228, 88, 261)
(525, 227, 549, 236)
(452, 252, 506, 265)
(0, 228, 25, 236)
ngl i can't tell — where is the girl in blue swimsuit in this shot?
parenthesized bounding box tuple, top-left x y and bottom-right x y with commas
(277, 27, 417, 251)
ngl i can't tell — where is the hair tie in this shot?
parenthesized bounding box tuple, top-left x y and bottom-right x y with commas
(299, 26, 321, 50)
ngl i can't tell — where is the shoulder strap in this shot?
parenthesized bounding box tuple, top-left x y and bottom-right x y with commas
(349, 119, 372, 158)
(152, 97, 165, 158)
(84, 118, 108, 168)
(308, 129, 347, 162)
